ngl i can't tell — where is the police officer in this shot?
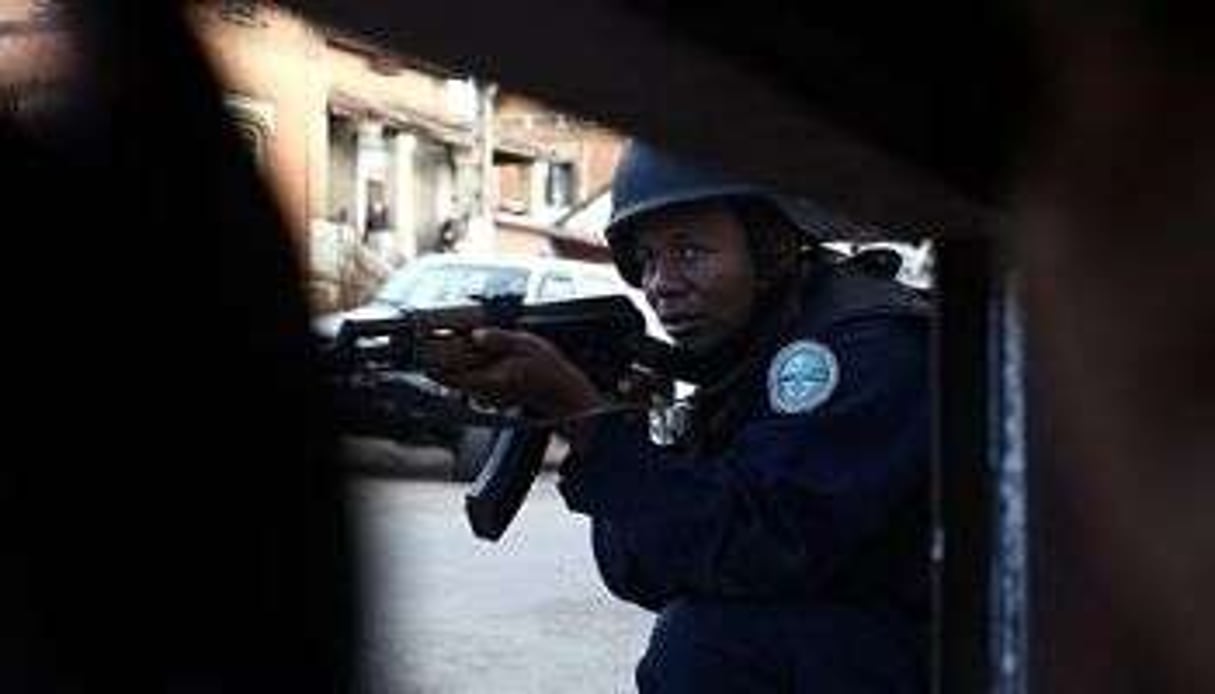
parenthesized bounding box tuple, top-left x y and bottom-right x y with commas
(432, 142, 931, 693)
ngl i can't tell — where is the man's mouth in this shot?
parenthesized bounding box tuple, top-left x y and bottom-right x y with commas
(660, 315, 703, 338)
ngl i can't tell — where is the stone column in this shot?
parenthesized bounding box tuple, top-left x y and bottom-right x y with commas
(391, 130, 418, 260)
(463, 80, 497, 252)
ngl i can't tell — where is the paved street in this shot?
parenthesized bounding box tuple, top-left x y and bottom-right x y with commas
(347, 441, 653, 694)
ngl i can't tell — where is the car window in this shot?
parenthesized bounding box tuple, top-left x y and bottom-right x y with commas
(404, 264, 530, 308)
(536, 272, 577, 302)
(577, 274, 627, 297)
(373, 267, 421, 305)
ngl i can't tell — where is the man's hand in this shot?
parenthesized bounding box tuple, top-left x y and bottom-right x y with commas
(423, 328, 607, 419)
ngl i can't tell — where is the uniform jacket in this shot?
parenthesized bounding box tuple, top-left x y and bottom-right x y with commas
(558, 264, 931, 687)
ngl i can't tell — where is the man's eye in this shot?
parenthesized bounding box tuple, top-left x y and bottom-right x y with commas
(676, 246, 707, 262)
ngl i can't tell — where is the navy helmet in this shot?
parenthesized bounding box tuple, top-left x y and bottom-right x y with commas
(605, 142, 869, 286)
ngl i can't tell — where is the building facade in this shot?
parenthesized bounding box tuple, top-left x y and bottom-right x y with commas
(1, 0, 625, 311)
(490, 93, 623, 260)
(189, 1, 487, 310)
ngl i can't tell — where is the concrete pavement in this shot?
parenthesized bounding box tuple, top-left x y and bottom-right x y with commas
(349, 472, 654, 693)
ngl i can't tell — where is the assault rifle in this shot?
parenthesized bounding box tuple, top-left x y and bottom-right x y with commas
(320, 293, 682, 541)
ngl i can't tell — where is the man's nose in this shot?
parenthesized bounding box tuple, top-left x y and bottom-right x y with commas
(643, 253, 690, 299)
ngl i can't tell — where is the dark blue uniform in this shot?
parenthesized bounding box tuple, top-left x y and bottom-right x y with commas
(559, 266, 931, 693)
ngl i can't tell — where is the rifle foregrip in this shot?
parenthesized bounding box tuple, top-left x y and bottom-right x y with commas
(463, 426, 553, 541)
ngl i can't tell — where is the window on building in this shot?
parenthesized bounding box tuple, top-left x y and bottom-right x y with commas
(495, 160, 532, 214)
(546, 161, 575, 209)
(365, 179, 391, 232)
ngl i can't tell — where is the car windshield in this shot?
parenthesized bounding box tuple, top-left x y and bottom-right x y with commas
(375, 263, 531, 309)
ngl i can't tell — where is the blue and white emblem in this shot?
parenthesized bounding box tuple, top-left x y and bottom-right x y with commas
(767, 340, 839, 415)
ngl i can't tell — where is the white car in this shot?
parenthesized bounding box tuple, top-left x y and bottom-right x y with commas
(315, 252, 665, 480)
(313, 252, 662, 339)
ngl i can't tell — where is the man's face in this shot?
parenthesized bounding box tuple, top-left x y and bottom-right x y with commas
(632, 203, 757, 354)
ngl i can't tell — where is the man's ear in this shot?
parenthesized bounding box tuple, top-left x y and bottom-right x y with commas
(747, 225, 804, 292)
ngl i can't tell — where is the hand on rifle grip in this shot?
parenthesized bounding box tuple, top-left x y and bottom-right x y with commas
(423, 328, 606, 418)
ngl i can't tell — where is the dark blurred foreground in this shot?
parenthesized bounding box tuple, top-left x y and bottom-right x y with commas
(1, 2, 353, 691)
(4, 1, 1215, 693)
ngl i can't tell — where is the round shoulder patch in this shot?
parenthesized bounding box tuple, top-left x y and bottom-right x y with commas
(767, 340, 839, 415)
